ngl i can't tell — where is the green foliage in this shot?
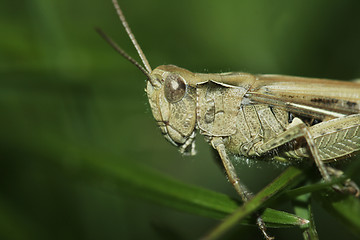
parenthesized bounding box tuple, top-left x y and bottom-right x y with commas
(1, 0, 360, 239)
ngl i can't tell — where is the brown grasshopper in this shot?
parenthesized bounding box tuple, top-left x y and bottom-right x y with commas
(98, 0, 360, 239)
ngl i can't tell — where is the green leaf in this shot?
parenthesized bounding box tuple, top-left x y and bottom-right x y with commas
(201, 166, 306, 240)
(83, 154, 309, 228)
(261, 208, 309, 228)
(293, 193, 319, 240)
(314, 190, 360, 237)
(8, 136, 307, 228)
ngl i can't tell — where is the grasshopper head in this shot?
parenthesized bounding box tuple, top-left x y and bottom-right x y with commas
(146, 65, 197, 155)
(98, 1, 197, 154)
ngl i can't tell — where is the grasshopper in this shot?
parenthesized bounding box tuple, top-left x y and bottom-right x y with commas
(98, 0, 360, 239)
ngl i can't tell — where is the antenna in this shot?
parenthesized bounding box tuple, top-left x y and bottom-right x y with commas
(112, 0, 152, 73)
(96, 28, 152, 80)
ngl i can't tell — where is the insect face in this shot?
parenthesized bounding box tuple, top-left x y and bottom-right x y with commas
(146, 65, 198, 154)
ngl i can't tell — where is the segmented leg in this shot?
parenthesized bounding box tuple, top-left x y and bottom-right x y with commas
(211, 137, 252, 201)
(255, 115, 360, 195)
(326, 166, 360, 197)
(211, 137, 273, 240)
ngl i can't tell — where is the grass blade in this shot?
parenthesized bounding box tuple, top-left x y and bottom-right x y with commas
(202, 166, 305, 240)
(261, 208, 309, 228)
(293, 193, 319, 240)
(6, 136, 308, 228)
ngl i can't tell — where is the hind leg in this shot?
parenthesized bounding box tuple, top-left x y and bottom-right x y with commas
(254, 114, 360, 195)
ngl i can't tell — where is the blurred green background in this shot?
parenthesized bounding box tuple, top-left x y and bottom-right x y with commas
(1, 0, 360, 239)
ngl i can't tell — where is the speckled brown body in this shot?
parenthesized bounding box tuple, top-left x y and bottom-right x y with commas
(147, 65, 360, 163)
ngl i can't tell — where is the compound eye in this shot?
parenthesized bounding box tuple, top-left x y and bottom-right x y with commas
(164, 74, 186, 103)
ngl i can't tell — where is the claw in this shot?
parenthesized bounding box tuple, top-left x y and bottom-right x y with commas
(257, 217, 274, 240)
(331, 180, 360, 197)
